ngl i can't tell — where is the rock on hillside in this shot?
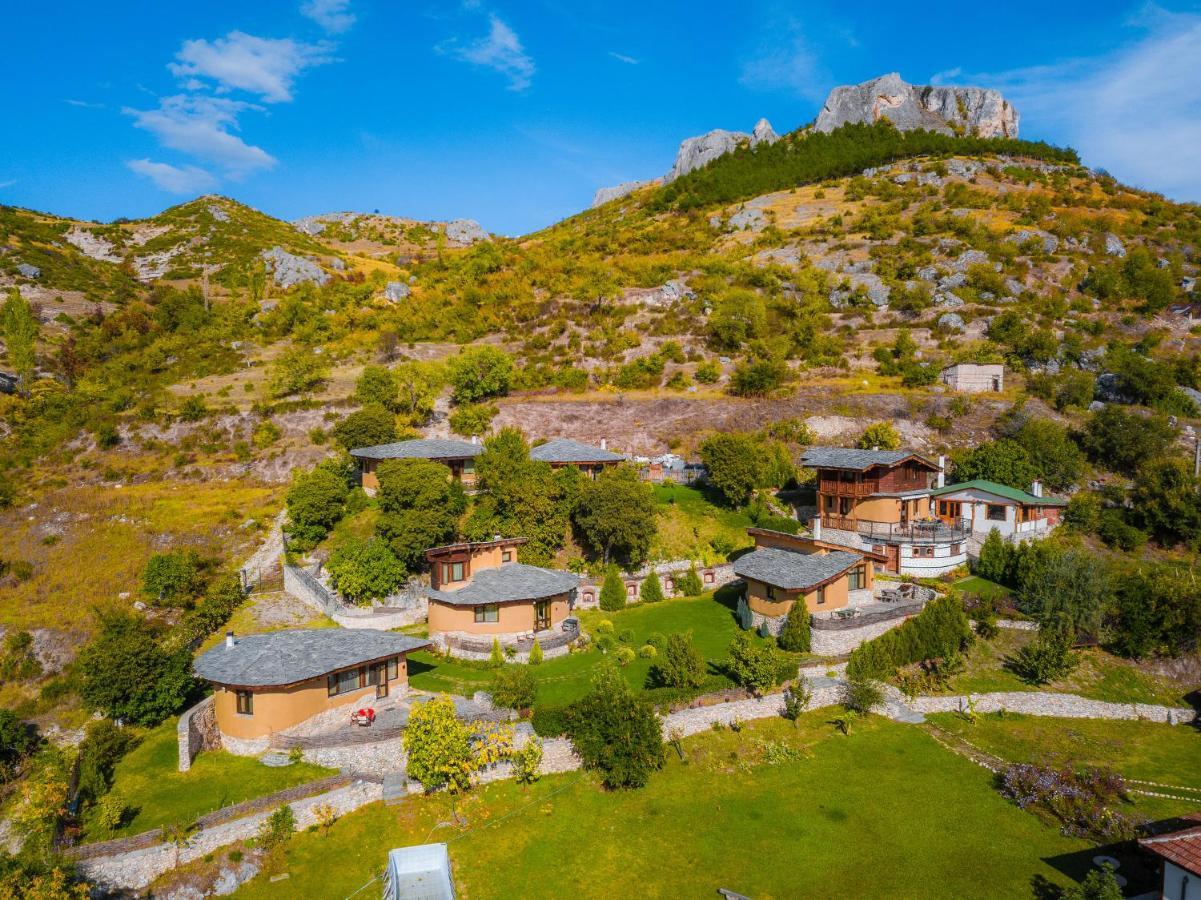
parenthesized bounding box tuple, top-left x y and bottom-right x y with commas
(261, 247, 329, 288)
(815, 73, 1018, 139)
(593, 118, 779, 207)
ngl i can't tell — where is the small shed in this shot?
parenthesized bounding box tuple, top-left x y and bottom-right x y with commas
(940, 363, 1003, 393)
(383, 843, 455, 900)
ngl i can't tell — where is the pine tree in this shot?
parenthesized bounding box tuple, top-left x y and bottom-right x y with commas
(489, 638, 504, 668)
(528, 639, 543, 665)
(777, 600, 811, 652)
(599, 569, 627, 611)
(677, 567, 704, 597)
(640, 571, 665, 603)
(974, 528, 1011, 584)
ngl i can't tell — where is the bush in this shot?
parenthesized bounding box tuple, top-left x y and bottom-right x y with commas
(676, 567, 704, 597)
(999, 763, 1135, 843)
(448, 346, 514, 404)
(403, 695, 475, 791)
(326, 537, 405, 605)
(92, 793, 130, 835)
(331, 403, 397, 450)
(782, 682, 811, 721)
(0, 709, 38, 778)
(1078, 405, 1173, 477)
(637, 644, 656, 659)
(639, 571, 665, 603)
(256, 804, 296, 852)
(491, 666, 536, 711)
(1063, 865, 1124, 900)
(599, 569, 627, 611)
(645, 631, 666, 650)
(141, 550, 206, 607)
(0, 630, 41, 681)
(726, 632, 785, 695)
(777, 601, 811, 652)
(566, 665, 664, 789)
(76, 719, 138, 809)
(512, 737, 544, 784)
(286, 466, 349, 546)
(650, 633, 705, 688)
(530, 705, 570, 737)
(846, 595, 972, 681)
(841, 678, 883, 714)
(973, 529, 1011, 583)
(1112, 564, 1201, 658)
(527, 639, 543, 666)
(488, 638, 504, 668)
(448, 403, 498, 437)
(182, 575, 247, 643)
(615, 646, 636, 666)
(857, 422, 901, 450)
(951, 440, 1037, 490)
(1011, 627, 1077, 684)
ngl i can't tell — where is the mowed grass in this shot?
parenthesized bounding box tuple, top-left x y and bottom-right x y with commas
(947, 629, 1193, 706)
(80, 718, 334, 841)
(0, 479, 279, 631)
(232, 713, 1090, 900)
(407, 587, 788, 709)
(953, 575, 1013, 601)
(929, 712, 1201, 821)
(651, 482, 754, 563)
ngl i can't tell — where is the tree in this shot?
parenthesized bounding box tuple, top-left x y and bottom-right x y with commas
(375, 458, 465, 569)
(1011, 625, 1076, 684)
(269, 347, 328, 398)
(676, 567, 704, 597)
(527, 639, 543, 665)
(842, 678, 884, 714)
(331, 403, 397, 450)
(1, 289, 38, 396)
(726, 632, 784, 695)
(951, 439, 1038, 489)
(777, 601, 811, 652)
(639, 571, 664, 603)
(286, 466, 349, 546)
(566, 664, 664, 789)
(856, 422, 901, 450)
(448, 346, 514, 404)
(700, 432, 794, 506)
(490, 666, 536, 710)
(141, 550, 206, 607)
(76, 611, 194, 726)
(599, 569, 627, 612)
(1018, 548, 1112, 639)
(448, 403, 497, 437)
(403, 695, 475, 792)
(1009, 418, 1086, 490)
(573, 466, 656, 565)
(0, 709, 38, 779)
(327, 537, 405, 604)
(650, 632, 705, 688)
(728, 357, 788, 397)
(1078, 405, 1173, 477)
(1062, 865, 1124, 900)
(1133, 458, 1201, 547)
(1112, 564, 1201, 658)
(76, 719, 137, 809)
(354, 365, 398, 411)
(392, 361, 441, 425)
(973, 529, 1012, 583)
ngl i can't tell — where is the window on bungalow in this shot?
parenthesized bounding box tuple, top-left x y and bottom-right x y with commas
(815, 586, 826, 605)
(235, 690, 253, 715)
(848, 566, 865, 590)
(501, 550, 513, 563)
(766, 584, 777, 601)
(986, 504, 1007, 521)
(328, 668, 360, 697)
(387, 657, 399, 680)
(364, 665, 379, 687)
(475, 604, 499, 623)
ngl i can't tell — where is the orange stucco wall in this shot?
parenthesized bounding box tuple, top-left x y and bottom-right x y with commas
(213, 657, 410, 740)
(428, 594, 570, 636)
(745, 576, 851, 615)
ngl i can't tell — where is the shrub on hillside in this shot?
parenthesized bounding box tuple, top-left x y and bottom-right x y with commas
(777, 601, 811, 653)
(285, 466, 349, 547)
(491, 666, 537, 711)
(331, 403, 397, 450)
(846, 595, 972, 681)
(1011, 626, 1077, 685)
(566, 664, 664, 790)
(326, 537, 406, 605)
(857, 422, 901, 450)
(141, 550, 207, 607)
(650, 633, 705, 689)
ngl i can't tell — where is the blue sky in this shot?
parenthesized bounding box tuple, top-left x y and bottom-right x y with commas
(3, 1, 1200, 234)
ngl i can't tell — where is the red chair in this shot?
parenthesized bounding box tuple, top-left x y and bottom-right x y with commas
(351, 708, 376, 726)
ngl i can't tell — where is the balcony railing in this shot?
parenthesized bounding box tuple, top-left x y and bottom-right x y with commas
(823, 517, 970, 544)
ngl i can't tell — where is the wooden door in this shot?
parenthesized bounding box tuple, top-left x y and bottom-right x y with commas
(885, 544, 900, 573)
(374, 663, 388, 699)
(535, 600, 551, 632)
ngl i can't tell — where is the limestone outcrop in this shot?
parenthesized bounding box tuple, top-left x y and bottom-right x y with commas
(814, 73, 1018, 139)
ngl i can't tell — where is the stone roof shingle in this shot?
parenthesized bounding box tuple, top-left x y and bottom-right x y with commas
(529, 438, 624, 464)
(733, 547, 863, 591)
(801, 447, 930, 471)
(427, 563, 579, 606)
(350, 438, 483, 461)
(194, 629, 430, 688)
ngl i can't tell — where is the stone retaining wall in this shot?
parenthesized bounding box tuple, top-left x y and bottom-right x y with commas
(283, 565, 426, 630)
(176, 695, 219, 773)
(995, 619, 1038, 632)
(577, 562, 734, 608)
(910, 691, 1196, 724)
(77, 780, 382, 893)
(810, 615, 914, 656)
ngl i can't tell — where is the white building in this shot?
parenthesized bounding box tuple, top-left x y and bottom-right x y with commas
(930, 479, 1066, 541)
(940, 363, 1004, 393)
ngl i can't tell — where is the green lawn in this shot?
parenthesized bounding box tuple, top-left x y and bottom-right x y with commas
(80, 719, 335, 841)
(946, 629, 1193, 706)
(952, 575, 1013, 601)
(231, 713, 1092, 900)
(929, 713, 1201, 821)
(407, 587, 794, 711)
(651, 482, 754, 563)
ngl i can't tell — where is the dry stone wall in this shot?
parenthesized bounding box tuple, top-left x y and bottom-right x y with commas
(176, 695, 219, 773)
(910, 691, 1195, 724)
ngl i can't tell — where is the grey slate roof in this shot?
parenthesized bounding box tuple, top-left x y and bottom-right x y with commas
(350, 438, 484, 461)
(427, 563, 579, 606)
(194, 629, 429, 688)
(529, 438, 624, 464)
(733, 547, 863, 590)
(801, 447, 927, 471)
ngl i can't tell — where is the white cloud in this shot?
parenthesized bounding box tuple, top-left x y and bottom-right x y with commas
(125, 95, 277, 177)
(738, 19, 827, 102)
(127, 159, 217, 194)
(609, 51, 638, 65)
(301, 0, 356, 34)
(169, 31, 332, 103)
(64, 98, 106, 109)
(0, 179, 16, 190)
(943, 5, 1201, 203)
(439, 14, 535, 91)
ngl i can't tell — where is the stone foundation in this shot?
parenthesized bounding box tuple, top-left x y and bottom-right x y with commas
(430, 631, 574, 663)
(810, 616, 912, 656)
(220, 732, 271, 757)
(736, 595, 786, 637)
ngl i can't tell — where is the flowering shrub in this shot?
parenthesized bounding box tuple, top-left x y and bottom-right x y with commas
(998, 763, 1139, 842)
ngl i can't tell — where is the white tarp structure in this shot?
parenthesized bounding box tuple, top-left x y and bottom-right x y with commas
(383, 843, 455, 900)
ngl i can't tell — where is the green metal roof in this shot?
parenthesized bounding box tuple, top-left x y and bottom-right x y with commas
(930, 479, 1067, 506)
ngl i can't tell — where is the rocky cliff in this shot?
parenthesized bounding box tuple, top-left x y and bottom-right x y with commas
(592, 118, 779, 207)
(814, 73, 1018, 139)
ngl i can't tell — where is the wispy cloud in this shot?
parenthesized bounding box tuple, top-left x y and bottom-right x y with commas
(738, 16, 828, 103)
(169, 31, 332, 103)
(125, 95, 276, 177)
(64, 98, 106, 109)
(608, 51, 638, 65)
(126, 159, 217, 194)
(439, 13, 535, 91)
(942, 4, 1201, 202)
(0, 179, 16, 190)
(300, 0, 356, 34)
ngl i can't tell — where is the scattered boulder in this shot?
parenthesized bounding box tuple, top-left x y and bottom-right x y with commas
(814, 73, 1019, 138)
(938, 312, 966, 331)
(1104, 233, 1126, 258)
(260, 247, 329, 288)
(445, 220, 488, 244)
(16, 263, 40, 279)
(916, 266, 939, 282)
(383, 281, 410, 302)
(951, 249, 990, 272)
(1182, 276, 1196, 293)
(66, 228, 122, 263)
(729, 206, 766, 232)
(1180, 386, 1201, 414)
(946, 159, 984, 179)
(1094, 372, 1135, 404)
(937, 272, 967, 291)
(1007, 229, 1059, 254)
(934, 291, 965, 308)
(330, 258, 346, 272)
(207, 204, 230, 223)
(1004, 277, 1025, 296)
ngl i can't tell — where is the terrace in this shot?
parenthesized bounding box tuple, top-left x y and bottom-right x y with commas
(822, 517, 971, 544)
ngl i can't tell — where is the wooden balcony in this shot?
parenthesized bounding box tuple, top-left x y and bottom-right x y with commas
(823, 517, 971, 544)
(818, 478, 878, 497)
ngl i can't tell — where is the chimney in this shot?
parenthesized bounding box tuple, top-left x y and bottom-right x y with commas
(811, 515, 822, 541)
(1031, 480, 1043, 498)
(225, 631, 236, 649)
(937, 455, 946, 489)
(600, 438, 606, 450)
(471, 435, 478, 445)
(872, 445, 880, 452)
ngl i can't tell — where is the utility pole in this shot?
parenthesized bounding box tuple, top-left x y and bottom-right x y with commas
(1194, 434, 1200, 478)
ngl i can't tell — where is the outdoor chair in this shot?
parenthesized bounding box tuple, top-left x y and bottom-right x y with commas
(351, 708, 376, 727)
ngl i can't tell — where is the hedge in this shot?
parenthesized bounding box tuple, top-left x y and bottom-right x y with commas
(846, 595, 972, 680)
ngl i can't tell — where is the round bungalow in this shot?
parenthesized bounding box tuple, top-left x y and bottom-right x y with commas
(425, 538, 579, 661)
(193, 629, 429, 755)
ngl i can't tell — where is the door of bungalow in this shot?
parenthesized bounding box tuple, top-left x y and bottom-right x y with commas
(885, 544, 900, 573)
(535, 600, 551, 632)
(372, 662, 388, 699)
